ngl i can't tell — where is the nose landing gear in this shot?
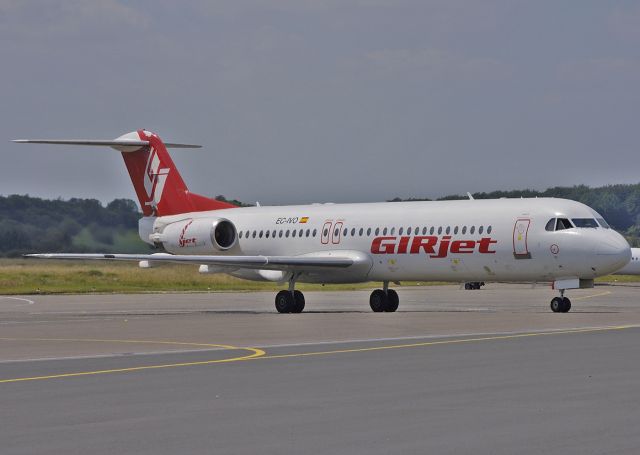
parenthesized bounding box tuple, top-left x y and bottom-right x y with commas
(369, 281, 399, 312)
(550, 290, 571, 313)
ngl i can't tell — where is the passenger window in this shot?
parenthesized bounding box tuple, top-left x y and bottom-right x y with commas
(299, 229, 303, 237)
(487, 226, 492, 234)
(279, 230, 283, 238)
(390, 227, 395, 235)
(367, 228, 371, 236)
(422, 227, 427, 235)
(352, 228, 356, 236)
(470, 226, 475, 234)
(343, 228, 348, 236)
(305, 229, 310, 237)
(265, 231, 270, 238)
(445, 226, 451, 235)
(375, 228, 380, 235)
(454, 226, 459, 235)
(479, 226, 484, 235)
(252, 231, 257, 238)
(359, 228, 364, 236)
(438, 227, 443, 235)
(383, 227, 388, 235)
(334, 228, 340, 237)
(312, 229, 317, 237)
(399, 227, 404, 235)
(323, 228, 329, 237)
(239, 231, 243, 239)
(272, 230, 276, 238)
(430, 227, 435, 235)
(462, 226, 467, 234)
(259, 230, 264, 238)
(292, 230, 296, 238)
(285, 230, 290, 238)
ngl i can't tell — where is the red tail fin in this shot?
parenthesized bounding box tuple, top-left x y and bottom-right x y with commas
(121, 130, 235, 216)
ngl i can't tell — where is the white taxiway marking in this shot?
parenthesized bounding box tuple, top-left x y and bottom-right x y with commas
(0, 296, 35, 306)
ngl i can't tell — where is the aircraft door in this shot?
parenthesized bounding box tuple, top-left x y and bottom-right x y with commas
(332, 222, 343, 244)
(513, 218, 531, 259)
(321, 221, 333, 244)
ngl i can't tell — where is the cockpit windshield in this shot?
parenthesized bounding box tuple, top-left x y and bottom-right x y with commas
(572, 218, 598, 228)
(596, 218, 610, 229)
(545, 218, 574, 231)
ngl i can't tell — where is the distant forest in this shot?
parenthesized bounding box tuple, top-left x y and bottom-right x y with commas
(1, 184, 640, 257)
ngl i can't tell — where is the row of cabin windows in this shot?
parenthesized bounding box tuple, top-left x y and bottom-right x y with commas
(238, 225, 493, 240)
(334, 225, 492, 238)
(239, 228, 318, 239)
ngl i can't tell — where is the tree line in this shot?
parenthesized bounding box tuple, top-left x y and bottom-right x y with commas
(2, 184, 640, 257)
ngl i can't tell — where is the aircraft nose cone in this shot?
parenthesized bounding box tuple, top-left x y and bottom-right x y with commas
(597, 235, 631, 271)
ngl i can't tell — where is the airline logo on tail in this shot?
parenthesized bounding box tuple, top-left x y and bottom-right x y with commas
(143, 147, 170, 211)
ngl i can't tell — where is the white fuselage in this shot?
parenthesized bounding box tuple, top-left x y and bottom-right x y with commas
(615, 248, 640, 275)
(142, 197, 630, 285)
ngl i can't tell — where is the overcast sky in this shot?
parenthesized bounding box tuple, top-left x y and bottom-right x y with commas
(1, 0, 639, 206)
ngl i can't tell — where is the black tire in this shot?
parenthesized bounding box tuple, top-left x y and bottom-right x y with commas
(561, 297, 571, 313)
(385, 289, 399, 312)
(292, 290, 305, 313)
(275, 290, 294, 313)
(550, 296, 563, 313)
(370, 289, 388, 312)
(464, 283, 471, 290)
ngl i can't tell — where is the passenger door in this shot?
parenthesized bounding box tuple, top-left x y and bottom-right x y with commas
(513, 218, 531, 259)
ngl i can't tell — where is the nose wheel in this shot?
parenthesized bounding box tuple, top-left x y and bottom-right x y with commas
(369, 282, 399, 312)
(550, 296, 571, 313)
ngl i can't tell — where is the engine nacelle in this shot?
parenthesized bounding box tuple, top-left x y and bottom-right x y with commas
(150, 218, 237, 254)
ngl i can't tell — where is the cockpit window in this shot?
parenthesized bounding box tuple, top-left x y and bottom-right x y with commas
(545, 219, 555, 231)
(572, 218, 598, 228)
(555, 218, 573, 230)
(596, 218, 610, 229)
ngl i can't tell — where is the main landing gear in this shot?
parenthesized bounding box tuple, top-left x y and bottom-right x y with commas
(369, 281, 399, 312)
(550, 290, 571, 313)
(275, 275, 305, 313)
(274, 277, 401, 313)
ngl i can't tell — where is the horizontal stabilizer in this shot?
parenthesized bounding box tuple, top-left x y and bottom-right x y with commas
(12, 139, 201, 149)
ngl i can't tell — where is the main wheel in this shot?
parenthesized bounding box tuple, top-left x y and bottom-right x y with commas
(292, 290, 306, 313)
(550, 296, 563, 313)
(385, 289, 399, 312)
(464, 283, 471, 290)
(275, 290, 294, 313)
(370, 289, 388, 312)
(561, 297, 571, 313)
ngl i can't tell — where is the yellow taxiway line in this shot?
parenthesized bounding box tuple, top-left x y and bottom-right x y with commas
(0, 325, 635, 384)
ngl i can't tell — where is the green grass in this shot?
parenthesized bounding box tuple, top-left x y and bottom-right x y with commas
(0, 259, 446, 295)
(0, 259, 632, 295)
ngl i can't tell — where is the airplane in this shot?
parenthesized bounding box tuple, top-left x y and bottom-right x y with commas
(14, 129, 631, 314)
(615, 248, 640, 275)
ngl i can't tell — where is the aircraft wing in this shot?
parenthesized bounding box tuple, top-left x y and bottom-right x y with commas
(25, 253, 361, 271)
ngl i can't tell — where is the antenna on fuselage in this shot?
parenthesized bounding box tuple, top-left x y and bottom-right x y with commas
(467, 192, 474, 200)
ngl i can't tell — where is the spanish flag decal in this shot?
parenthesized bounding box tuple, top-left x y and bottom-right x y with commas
(300, 217, 309, 224)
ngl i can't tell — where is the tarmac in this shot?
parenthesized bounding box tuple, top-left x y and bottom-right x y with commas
(1, 283, 639, 454)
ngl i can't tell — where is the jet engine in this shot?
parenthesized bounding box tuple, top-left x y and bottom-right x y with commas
(149, 218, 237, 254)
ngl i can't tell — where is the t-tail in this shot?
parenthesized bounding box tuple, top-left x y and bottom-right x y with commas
(13, 129, 236, 216)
